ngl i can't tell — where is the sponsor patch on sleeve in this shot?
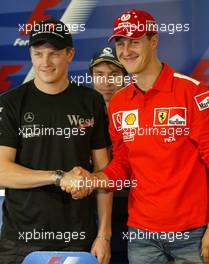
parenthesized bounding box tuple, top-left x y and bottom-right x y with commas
(194, 91, 209, 111)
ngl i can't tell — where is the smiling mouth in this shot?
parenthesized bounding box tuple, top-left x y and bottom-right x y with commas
(41, 69, 55, 73)
(123, 57, 138, 63)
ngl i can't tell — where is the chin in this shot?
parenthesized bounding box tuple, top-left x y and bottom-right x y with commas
(125, 70, 135, 75)
(129, 68, 141, 75)
(41, 78, 57, 84)
(123, 66, 136, 73)
(41, 75, 57, 81)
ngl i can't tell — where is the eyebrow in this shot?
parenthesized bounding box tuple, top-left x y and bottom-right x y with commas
(93, 71, 122, 75)
(32, 49, 60, 54)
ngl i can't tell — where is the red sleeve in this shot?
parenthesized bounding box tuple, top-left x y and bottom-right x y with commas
(103, 100, 132, 189)
(189, 83, 209, 168)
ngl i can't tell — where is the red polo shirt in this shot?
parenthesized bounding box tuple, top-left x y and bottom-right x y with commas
(103, 63, 209, 232)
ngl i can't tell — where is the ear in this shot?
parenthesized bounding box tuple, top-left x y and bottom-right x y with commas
(67, 48, 75, 63)
(151, 34, 158, 49)
(29, 47, 34, 62)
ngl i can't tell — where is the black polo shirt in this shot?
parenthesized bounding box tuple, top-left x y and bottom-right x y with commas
(0, 80, 110, 247)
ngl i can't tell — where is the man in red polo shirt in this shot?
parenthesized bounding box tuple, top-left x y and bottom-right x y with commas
(69, 9, 209, 264)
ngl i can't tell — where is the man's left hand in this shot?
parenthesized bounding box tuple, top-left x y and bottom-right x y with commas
(91, 237, 111, 264)
(201, 227, 209, 263)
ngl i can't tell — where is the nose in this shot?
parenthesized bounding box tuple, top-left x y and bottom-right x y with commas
(99, 74, 111, 87)
(103, 77, 110, 87)
(42, 54, 50, 66)
(122, 42, 131, 56)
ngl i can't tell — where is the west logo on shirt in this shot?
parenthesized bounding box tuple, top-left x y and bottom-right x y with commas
(154, 107, 187, 126)
(67, 115, 94, 128)
(194, 91, 209, 111)
(112, 110, 139, 131)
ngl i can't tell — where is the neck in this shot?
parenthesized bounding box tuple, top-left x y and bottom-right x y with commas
(34, 78, 69, 95)
(134, 59, 162, 92)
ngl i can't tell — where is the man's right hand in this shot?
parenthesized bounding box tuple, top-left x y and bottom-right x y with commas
(60, 167, 94, 199)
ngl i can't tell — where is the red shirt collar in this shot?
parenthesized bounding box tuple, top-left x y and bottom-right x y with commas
(128, 63, 174, 99)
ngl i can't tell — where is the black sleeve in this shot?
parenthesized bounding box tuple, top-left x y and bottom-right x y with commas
(0, 96, 19, 148)
(90, 93, 111, 149)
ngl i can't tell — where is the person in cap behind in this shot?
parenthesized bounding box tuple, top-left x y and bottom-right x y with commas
(73, 9, 209, 264)
(0, 19, 112, 264)
(90, 46, 127, 108)
(90, 46, 129, 262)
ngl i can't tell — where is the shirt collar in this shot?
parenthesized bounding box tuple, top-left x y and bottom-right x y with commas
(128, 63, 174, 99)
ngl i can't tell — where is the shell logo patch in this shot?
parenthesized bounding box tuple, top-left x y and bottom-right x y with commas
(125, 113, 136, 125)
(112, 109, 139, 131)
(122, 110, 139, 129)
(154, 107, 187, 126)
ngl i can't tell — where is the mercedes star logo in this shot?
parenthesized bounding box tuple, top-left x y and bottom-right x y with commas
(24, 112, 35, 123)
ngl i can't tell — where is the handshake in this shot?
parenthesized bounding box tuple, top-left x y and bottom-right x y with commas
(58, 167, 107, 199)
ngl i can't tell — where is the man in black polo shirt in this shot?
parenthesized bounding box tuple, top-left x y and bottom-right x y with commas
(0, 19, 112, 264)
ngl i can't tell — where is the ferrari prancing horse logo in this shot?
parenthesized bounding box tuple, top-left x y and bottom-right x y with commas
(158, 111, 167, 124)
